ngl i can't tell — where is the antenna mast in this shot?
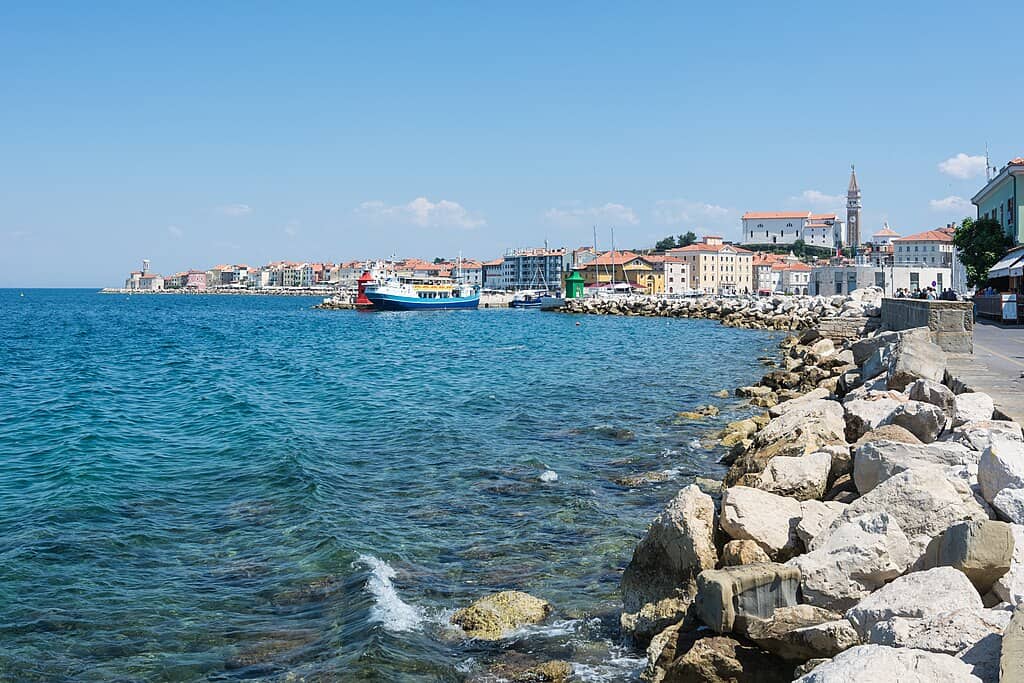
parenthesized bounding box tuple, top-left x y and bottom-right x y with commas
(986, 143, 993, 181)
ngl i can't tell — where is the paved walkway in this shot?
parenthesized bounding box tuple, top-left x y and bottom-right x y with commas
(947, 319, 1024, 423)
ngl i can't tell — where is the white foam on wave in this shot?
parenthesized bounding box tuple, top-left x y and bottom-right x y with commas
(572, 653, 646, 682)
(539, 469, 558, 483)
(356, 554, 424, 633)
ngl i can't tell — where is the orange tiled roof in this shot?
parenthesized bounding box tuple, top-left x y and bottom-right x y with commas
(482, 258, 504, 266)
(742, 211, 811, 220)
(592, 250, 640, 266)
(669, 243, 753, 254)
(893, 229, 953, 243)
(809, 213, 837, 220)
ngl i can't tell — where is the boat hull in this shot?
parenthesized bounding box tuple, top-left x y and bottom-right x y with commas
(364, 291, 479, 311)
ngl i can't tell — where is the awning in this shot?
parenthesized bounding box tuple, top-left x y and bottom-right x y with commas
(987, 248, 1024, 279)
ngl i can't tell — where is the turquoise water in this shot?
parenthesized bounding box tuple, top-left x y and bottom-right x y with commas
(0, 290, 781, 682)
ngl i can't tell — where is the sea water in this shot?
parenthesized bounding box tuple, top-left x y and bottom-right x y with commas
(0, 290, 782, 681)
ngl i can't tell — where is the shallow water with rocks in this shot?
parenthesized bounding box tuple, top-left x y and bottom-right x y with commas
(0, 290, 782, 681)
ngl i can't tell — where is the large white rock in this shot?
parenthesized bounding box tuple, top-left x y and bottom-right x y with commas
(950, 420, 1024, 452)
(853, 440, 979, 495)
(796, 500, 847, 548)
(789, 511, 913, 611)
(954, 393, 995, 427)
(831, 467, 989, 557)
(753, 399, 847, 456)
(756, 451, 832, 501)
(867, 607, 1011, 652)
(887, 335, 947, 391)
(890, 400, 947, 443)
(793, 644, 983, 682)
(994, 488, 1024, 524)
(845, 567, 984, 640)
(978, 435, 1024, 504)
(769, 387, 831, 418)
(843, 397, 903, 441)
(907, 378, 957, 418)
(993, 524, 1024, 607)
(720, 486, 802, 559)
(620, 484, 718, 641)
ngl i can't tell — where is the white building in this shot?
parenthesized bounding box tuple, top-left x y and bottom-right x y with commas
(481, 258, 504, 290)
(663, 257, 690, 294)
(501, 248, 566, 291)
(741, 212, 844, 250)
(893, 228, 955, 267)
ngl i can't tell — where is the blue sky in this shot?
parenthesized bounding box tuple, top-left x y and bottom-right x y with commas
(2, 1, 1021, 286)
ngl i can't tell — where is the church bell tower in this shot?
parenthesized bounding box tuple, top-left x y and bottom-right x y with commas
(847, 165, 862, 250)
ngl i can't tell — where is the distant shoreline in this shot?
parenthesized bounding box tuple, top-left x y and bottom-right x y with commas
(98, 287, 331, 297)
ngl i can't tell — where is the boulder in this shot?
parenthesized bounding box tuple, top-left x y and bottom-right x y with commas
(954, 392, 995, 427)
(850, 331, 899, 365)
(852, 423, 922, 448)
(920, 520, 1015, 594)
(831, 467, 989, 557)
(726, 400, 846, 485)
(737, 385, 774, 398)
(694, 563, 801, 634)
(852, 440, 979, 495)
(844, 567, 984, 640)
(662, 635, 793, 683)
(994, 488, 1024, 524)
(807, 337, 836, 362)
(887, 335, 947, 391)
(978, 435, 1024, 504)
(720, 419, 758, 448)
(768, 387, 830, 418)
(720, 540, 771, 567)
(720, 487, 802, 559)
(950, 420, 1024, 452)
(756, 451, 832, 501)
(796, 500, 847, 548)
(993, 524, 1024, 607)
(889, 400, 946, 443)
(621, 485, 718, 641)
(860, 346, 892, 382)
(451, 591, 553, 640)
(907, 378, 957, 419)
(843, 397, 903, 442)
(793, 644, 983, 682)
(1002, 606, 1024, 683)
(744, 605, 859, 662)
(789, 511, 913, 611)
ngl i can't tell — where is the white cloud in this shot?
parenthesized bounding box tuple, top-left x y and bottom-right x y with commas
(543, 202, 638, 228)
(794, 189, 845, 207)
(167, 225, 183, 238)
(356, 197, 485, 229)
(929, 195, 973, 213)
(215, 203, 253, 217)
(652, 199, 731, 226)
(938, 153, 986, 180)
(284, 221, 298, 237)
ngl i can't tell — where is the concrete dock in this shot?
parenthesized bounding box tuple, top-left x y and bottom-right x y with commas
(947, 319, 1024, 424)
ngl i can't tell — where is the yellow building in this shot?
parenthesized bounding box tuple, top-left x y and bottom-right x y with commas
(666, 236, 754, 294)
(578, 251, 668, 293)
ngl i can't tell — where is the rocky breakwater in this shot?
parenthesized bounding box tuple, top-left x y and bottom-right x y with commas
(623, 321, 1024, 682)
(557, 289, 882, 333)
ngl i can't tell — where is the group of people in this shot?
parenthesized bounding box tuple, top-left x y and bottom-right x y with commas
(893, 287, 960, 301)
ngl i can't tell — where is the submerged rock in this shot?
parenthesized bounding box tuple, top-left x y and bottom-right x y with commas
(451, 591, 552, 640)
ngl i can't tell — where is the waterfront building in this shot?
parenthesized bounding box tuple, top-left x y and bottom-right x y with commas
(847, 165, 862, 248)
(810, 263, 880, 295)
(577, 250, 640, 286)
(752, 252, 783, 293)
(663, 257, 690, 295)
(666, 236, 754, 295)
(458, 260, 483, 287)
(972, 157, 1024, 244)
(124, 270, 164, 291)
(501, 247, 567, 291)
(623, 254, 668, 294)
(481, 258, 504, 290)
(740, 211, 843, 250)
(775, 262, 812, 294)
(164, 272, 186, 289)
(572, 246, 598, 270)
(893, 227, 954, 267)
(184, 270, 208, 291)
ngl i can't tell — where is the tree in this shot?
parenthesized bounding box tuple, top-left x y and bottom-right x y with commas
(654, 236, 677, 251)
(953, 217, 1013, 287)
(433, 256, 446, 264)
(678, 231, 697, 247)
(791, 238, 807, 258)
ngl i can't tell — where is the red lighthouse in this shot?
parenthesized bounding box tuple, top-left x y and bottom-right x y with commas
(355, 270, 375, 310)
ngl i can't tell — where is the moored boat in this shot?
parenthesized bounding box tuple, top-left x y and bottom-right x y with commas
(363, 275, 479, 311)
(510, 289, 557, 309)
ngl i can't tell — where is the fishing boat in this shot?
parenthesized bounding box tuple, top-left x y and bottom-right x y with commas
(363, 275, 479, 311)
(510, 289, 551, 309)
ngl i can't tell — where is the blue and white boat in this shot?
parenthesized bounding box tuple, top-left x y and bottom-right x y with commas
(363, 275, 479, 311)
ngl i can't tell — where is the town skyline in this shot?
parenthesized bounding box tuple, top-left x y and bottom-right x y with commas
(3, 2, 1021, 287)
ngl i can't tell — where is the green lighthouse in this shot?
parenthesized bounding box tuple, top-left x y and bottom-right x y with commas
(565, 270, 585, 299)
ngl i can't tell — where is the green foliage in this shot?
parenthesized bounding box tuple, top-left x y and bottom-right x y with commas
(953, 217, 1013, 287)
(433, 256, 446, 264)
(654, 236, 677, 251)
(678, 231, 697, 247)
(791, 238, 807, 257)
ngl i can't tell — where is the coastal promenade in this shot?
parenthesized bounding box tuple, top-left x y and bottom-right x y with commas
(948, 319, 1024, 424)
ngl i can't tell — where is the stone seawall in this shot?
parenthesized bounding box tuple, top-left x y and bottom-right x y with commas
(881, 298, 974, 353)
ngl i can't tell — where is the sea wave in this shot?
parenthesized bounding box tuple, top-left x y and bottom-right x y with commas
(356, 554, 424, 633)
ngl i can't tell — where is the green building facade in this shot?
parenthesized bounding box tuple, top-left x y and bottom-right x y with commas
(972, 159, 1024, 245)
